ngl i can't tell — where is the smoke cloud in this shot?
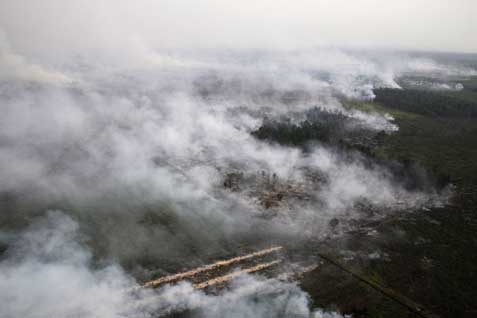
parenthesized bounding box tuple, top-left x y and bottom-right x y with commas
(0, 212, 342, 318)
(0, 3, 474, 316)
(0, 0, 476, 54)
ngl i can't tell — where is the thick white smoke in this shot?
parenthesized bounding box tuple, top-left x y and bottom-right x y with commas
(0, 212, 344, 318)
(0, 211, 138, 318)
(0, 33, 456, 262)
(0, 17, 469, 317)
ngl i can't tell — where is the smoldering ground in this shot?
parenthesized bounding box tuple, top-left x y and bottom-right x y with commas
(0, 31, 473, 317)
(0, 211, 331, 318)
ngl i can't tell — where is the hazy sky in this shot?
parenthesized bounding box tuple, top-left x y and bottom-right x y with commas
(0, 0, 476, 56)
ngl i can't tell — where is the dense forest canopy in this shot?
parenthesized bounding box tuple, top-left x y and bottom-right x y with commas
(374, 88, 477, 117)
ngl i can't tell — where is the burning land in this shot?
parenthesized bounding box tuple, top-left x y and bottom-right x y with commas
(1, 3, 477, 317)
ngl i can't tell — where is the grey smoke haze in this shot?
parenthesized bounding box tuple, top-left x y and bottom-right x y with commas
(0, 0, 476, 55)
(0, 41, 456, 315)
(0, 211, 341, 318)
(0, 3, 474, 317)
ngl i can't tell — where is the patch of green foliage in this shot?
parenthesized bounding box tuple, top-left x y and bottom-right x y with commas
(374, 88, 477, 117)
(250, 83, 477, 317)
(350, 84, 477, 318)
(251, 107, 349, 146)
(288, 83, 477, 318)
(369, 89, 477, 188)
(251, 107, 385, 158)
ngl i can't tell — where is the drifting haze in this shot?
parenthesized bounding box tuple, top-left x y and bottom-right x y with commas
(1, 211, 327, 318)
(0, 0, 476, 57)
(0, 35, 459, 314)
(0, 1, 475, 317)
